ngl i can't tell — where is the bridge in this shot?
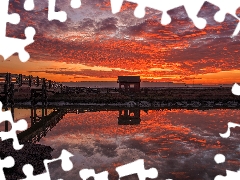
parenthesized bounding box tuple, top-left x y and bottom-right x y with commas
(17, 108, 67, 143)
(9, 107, 142, 143)
(0, 72, 63, 107)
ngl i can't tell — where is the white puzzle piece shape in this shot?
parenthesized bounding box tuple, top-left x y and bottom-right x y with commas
(0, 156, 14, 180)
(21, 149, 74, 180)
(116, 159, 158, 180)
(110, 0, 240, 35)
(0, 0, 36, 62)
(0, 102, 28, 150)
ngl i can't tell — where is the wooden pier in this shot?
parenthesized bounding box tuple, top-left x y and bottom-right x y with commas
(18, 108, 67, 143)
(14, 107, 142, 143)
(0, 72, 63, 107)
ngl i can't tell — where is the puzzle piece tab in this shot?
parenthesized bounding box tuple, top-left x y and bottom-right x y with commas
(0, 0, 36, 62)
(110, 0, 240, 36)
(21, 149, 74, 180)
(116, 159, 158, 180)
(197, 1, 239, 37)
(79, 169, 109, 180)
(0, 102, 28, 150)
(207, 0, 240, 22)
(219, 122, 240, 138)
(215, 170, 240, 180)
(207, 0, 240, 36)
(71, 0, 81, 9)
(110, 0, 206, 28)
(48, 0, 81, 22)
(214, 88, 240, 180)
(48, 0, 67, 22)
(24, 0, 35, 11)
(0, 156, 14, 180)
(232, 83, 240, 96)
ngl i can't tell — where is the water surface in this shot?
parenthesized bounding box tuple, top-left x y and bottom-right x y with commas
(34, 108, 240, 180)
(1, 108, 240, 179)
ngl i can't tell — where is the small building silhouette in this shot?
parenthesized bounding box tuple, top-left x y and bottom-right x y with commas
(118, 109, 141, 125)
(117, 76, 140, 92)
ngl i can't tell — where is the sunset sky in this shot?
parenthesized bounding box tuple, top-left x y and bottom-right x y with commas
(0, 0, 240, 84)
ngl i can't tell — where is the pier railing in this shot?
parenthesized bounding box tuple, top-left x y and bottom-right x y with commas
(18, 108, 67, 143)
(0, 72, 63, 107)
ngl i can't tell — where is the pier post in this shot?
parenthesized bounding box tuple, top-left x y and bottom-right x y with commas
(31, 107, 34, 126)
(4, 106, 14, 132)
(42, 106, 45, 117)
(17, 74, 22, 87)
(4, 107, 8, 132)
(42, 78, 47, 107)
(48, 80, 52, 89)
(28, 75, 32, 87)
(36, 76, 39, 87)
(11, 104, 14, 121)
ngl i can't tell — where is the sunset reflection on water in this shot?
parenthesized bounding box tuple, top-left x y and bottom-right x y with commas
(11, 108, 240, 179)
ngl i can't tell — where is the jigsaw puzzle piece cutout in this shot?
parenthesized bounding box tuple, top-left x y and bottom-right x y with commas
(48, 0, 67, 22)
(207, 0, 240, 22)
(46, 149, 74, 171)
(166, 5, 197, 30)
(24, 0, 35, 11)
(0, 156, 14, 180)
(214, 170, 240, 180)
(21, 164, 50, 180)
(21, 149, 74, 180)
(219, 122, 240, 138)
(79, 169, 109, 180)
(48, 159, 74, 180)
(214, 154, 226, 164)
(25, 0, 81, 11)
(110, 0, 206, 28)
(0, 0, 36, 62)
(110, 0, 124, 14)
(0, 0, 20, 38)
(181, 0, 207, 29)
(197, 1, 239, 37)
(208, 0, 240, 36)
(116, 159, 158, 180)
(110, 0, 240, 35)
(237, 7, 240, 18)
(0, 141, 53, 179)
(71, 0, 81, 9)
(0, 27, 36, 62)
(0, 102, 28, 150)
(232, 83, 240, 95)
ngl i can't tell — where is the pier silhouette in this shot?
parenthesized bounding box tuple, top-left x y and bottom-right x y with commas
(2, 107, 143, 143)
(17, 108, 67, 143)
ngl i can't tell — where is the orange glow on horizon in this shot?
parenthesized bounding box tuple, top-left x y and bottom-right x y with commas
(0, 55, 239, 84)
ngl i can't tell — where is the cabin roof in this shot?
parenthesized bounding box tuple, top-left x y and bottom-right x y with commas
(117, 76, 141, 83)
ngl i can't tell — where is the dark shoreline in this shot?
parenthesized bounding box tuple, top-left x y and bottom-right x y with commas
(12, 103, 240, 110)
(2, 87, 239, 109)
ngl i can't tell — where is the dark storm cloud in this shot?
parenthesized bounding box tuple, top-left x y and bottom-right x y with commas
(77, 18, 95, 29)
(96, 17, 118, 32)
(75, 17, 119, 32)
(94, 141, 118, 157)
(125, 20, 149, 36)
(123, 6, 201, 40)
(78, 144, 95, 157)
